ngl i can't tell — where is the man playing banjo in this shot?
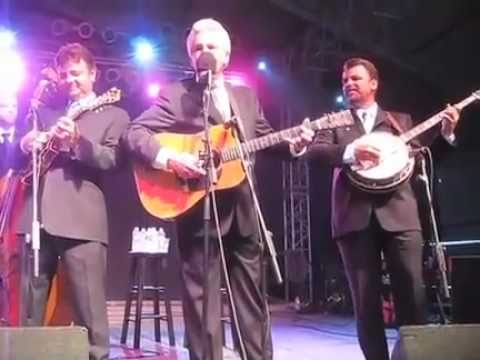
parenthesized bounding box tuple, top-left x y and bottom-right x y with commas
(306, 57, 460, 360)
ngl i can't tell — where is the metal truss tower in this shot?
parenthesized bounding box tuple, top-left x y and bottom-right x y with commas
(281, 93, 312, 305)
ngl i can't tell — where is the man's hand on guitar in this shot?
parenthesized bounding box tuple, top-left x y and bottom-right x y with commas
(52, 116, 78, 145)
(286, 118, 315, 155)
(441, 103, 460, 136)
(166, 152, 206, 180)
(20, 130, 50, 154)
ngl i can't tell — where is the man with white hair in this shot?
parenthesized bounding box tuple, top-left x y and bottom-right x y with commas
(125, 18, 312, 360)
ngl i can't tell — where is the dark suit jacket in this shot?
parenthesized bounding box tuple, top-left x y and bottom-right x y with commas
(307, 108, 425, 238)
(124, 78, 279, 238)
(0, 140, 13, 179)
(15, 103, 129, 243)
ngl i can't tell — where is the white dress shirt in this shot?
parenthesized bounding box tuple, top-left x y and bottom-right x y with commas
(343, 103, 379, 164)
(0, 126, 14, 144)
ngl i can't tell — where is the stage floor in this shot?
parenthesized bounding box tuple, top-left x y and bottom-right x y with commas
(108, 302, 398, 359)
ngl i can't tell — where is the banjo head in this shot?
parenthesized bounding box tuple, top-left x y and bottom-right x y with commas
(347, 132, 415, 192)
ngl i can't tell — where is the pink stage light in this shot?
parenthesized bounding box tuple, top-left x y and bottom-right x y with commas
(0, 49, 25, 94)
(147, 83, 161, 98)
(225, 74, 248, 87)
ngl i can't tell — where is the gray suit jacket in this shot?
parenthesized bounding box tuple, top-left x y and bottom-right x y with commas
(16, 103, 129, 243)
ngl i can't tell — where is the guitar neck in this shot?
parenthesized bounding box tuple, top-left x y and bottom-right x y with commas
(400, 94, 479, 143)
(221, 110, 352, 162)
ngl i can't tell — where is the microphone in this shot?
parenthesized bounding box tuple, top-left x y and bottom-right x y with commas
(196, 52, 217, 72)
(38, 67, 58, 87)
(195, 53, 217, 86)
(31, 67, 59, 108)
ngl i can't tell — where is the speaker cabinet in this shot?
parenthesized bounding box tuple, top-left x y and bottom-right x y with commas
(0, 326, 88, 360)
(392, 324, 480, 360)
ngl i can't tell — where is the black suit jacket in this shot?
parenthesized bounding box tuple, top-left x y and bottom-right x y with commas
(124, 78, 278, 238)
(308, 108, 424, 238)
(15, 103, 129, 243)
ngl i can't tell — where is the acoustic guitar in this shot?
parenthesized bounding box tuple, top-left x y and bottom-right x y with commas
(133, 110, 354, 219)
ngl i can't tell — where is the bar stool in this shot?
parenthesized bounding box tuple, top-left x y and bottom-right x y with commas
(220, 286, 240, 350)
(220, 287, 229, 346)
(120, 252, 175, 349)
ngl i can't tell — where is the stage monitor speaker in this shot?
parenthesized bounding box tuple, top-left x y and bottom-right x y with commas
(0, 326, 88, 360)
(451, 256, 480, 323)
(391, 324, 480, 360)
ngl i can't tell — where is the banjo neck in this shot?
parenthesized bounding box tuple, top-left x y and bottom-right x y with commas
(399, 90, 480, 144)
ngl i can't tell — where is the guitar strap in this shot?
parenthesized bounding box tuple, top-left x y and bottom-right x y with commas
(385, 111, 406, 135)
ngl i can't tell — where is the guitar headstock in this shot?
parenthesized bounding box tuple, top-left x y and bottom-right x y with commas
(67, 87, 122, 120)
(472, 89, 480, 101)
(97, 87, 122, 105)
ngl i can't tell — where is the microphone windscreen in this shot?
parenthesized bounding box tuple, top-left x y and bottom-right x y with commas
(196, 52, 217, 72)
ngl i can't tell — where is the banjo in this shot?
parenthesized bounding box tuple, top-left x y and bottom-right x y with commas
(346, 90, 480, 193)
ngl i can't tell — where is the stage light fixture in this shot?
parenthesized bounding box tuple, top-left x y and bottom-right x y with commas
(105, 68, 121, 83)
(132, 37, 156, 65)
(257, 60, 267, 71)
(147, 83, 161, 98)
(0, 49, 25, 94)
(0, 29, 15, 49)
(51, 19, 69, 37)
(77, 22, 95, 40)
(102, 28, 117, 45)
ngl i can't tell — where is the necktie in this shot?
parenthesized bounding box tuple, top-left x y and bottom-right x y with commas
(0, 130, 13, 144)
(360, 110, 374, 133)
(360, 110, 368, 123)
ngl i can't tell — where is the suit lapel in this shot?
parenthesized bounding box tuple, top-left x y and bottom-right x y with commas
(372, 108, 388, 131)
(352, 110, 367, 135)
(225, 83, 240, 123)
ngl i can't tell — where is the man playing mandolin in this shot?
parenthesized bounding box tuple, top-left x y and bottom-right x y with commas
(15, 43, 129, 360)
(306, 57, 460, 360)
(124, 18, 313, 360)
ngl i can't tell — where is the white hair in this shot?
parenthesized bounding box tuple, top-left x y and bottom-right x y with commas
(186, 18, 231, 57)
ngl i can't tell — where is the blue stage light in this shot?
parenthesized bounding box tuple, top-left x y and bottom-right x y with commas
(257, 60, 267, 71)
(0, 29, 16, 49)
(132, 37, 156, 64)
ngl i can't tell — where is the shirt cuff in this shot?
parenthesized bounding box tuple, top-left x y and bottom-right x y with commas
(343, 143, 356, 164)
(289, 143, 307, 157)
(441, 130, 456, 145)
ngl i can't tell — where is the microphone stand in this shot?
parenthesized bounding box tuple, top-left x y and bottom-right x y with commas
(416, 147, 450, 324)
(199, 69, 217, 359)
(27, 87, 48, 279)
(229, 114, 281, 360)
(198, 70, 249, 360)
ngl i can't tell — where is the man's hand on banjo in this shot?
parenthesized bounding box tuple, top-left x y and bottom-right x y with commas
(353, 141, 381, 170)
